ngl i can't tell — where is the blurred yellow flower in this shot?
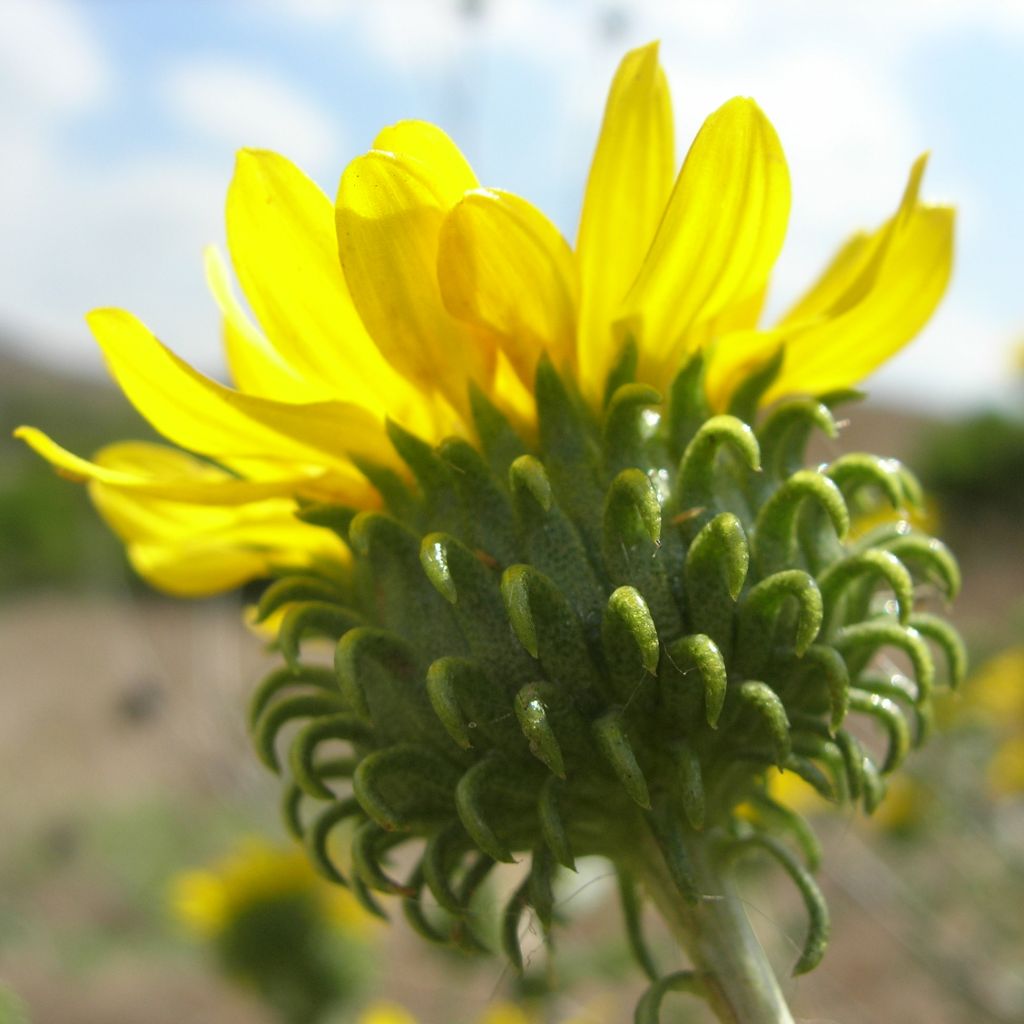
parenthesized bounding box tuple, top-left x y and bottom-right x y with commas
(848, 495, 940, 541)
(868, 774, 931, 834)
(18, 42, 953, 596)
(988, 735, 1024, 795)
(356, 1002, 594, 1024)
(358, 1003, 419, 1024)
(763, 765, 827, 816)
(964, 647, 1024, 723)
(478, 1004, 534, 1024)
(170, 837, 372, 939)
(958, 647, 1024, 797)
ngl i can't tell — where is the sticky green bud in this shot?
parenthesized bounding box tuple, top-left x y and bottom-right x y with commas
(249, 356, 962, 995)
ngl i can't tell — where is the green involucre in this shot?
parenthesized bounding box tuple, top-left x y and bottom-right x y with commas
(249, 351, 961, 989)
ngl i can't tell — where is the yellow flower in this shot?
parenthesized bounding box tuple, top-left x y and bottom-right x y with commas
(868, 774, 931, 834)
(355, 1002, 541, 1024)
(988, 735, 1024, 795)
(17, 43, 953, 596)
(957, 647, 1024, 797)
(963, 647, 1024, 723)
(848, 495, 940, 542)
(170, 837, 373, 938)
(357, 1003, 419, 1024)
(478, 1005, 534, 1024)
(762, 764, 828, 816)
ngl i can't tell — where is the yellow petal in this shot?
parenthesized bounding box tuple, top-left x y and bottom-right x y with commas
(15, 428, 317, 500)
(372, 120, 477, 203)
(87, 307, 397, 470)
(90, 485, 346, 597)
(227, 149, 421, 418)
(96, 441, 377, 507)
(16, 429, 379, 509)
(575, 42, 675, 404)
(438, 188, 578, 387)
(621, 97, 791, 389)
(702, 328, 787, 411)
(205, 245, 323, 402)
(708, 156, 951, 407)
(765, 204, 954, 401)
(336, 148, 490, 417)
(489, 348, 538, 438)
(780, 154, 929, 326)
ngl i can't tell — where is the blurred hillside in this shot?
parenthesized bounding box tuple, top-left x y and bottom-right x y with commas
(0, 342, 153, 597)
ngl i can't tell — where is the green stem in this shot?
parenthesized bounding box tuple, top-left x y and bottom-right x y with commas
(631, 826, 795, 1024)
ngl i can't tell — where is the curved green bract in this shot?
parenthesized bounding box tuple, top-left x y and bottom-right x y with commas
(635, 971, 705, 1024)
(661, 633, 727, 729)
(592, 708, 651, 809)
(753, 470, 849, 575)
(455, 754, 517, 863)
(618, 867, 660, 981)
(246, 357, 961, 1004)
(737, 569, 823, 670)
(720, 833, 830, 975)
(257, 574, 348, 623)
(817, 548, 915, 626)
(278, 601, 364, 668)
(289, 713, 374, 799)
(677, 414, 761, 520)
(758, 398, 837, 483)
(826, 453, 906, 510)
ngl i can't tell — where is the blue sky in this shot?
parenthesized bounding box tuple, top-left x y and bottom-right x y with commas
(1, 0, 1022, 412)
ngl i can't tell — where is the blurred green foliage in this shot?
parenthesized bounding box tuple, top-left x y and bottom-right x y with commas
(0, 984, 30, 1024)
(915, 410, 1024, 519)
(0, 347, 156, 597)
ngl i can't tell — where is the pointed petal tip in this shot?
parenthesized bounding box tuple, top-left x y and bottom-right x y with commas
(234, 145, 283, 163)
(899, 152, 935, 217)
(371, 117, 446, 151)
(614, 40, 665, 89)
(232, 147, 271, 175)
(721, 94, 768, 118)
(630, 39, 661, 63)
(85, 306, 131, 332)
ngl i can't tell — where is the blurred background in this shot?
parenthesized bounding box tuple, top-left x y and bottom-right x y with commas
(1, 1, 1023, 1022)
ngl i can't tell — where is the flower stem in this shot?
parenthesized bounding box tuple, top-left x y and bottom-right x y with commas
(632, 826, 796, 1024)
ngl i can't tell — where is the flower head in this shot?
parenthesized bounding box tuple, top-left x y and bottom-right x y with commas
(21, 42, 962, 1018)
(170, 836, 372, 939)
(171, 838, 375, 1022)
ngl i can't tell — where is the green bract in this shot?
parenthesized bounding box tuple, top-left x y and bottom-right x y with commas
(250, 347, 963, 1009)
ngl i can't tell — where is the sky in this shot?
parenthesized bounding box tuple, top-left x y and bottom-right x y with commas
(1, 0, 1022, 413)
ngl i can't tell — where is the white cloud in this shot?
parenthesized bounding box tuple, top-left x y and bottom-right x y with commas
(0, 0, 109, 113)
(871, 305, 1021, 412)
(823, 0, 1024, 35)
(0, 139, 226, 376)
(276, 0, 476, 69)
(162, 59, 343, 172)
